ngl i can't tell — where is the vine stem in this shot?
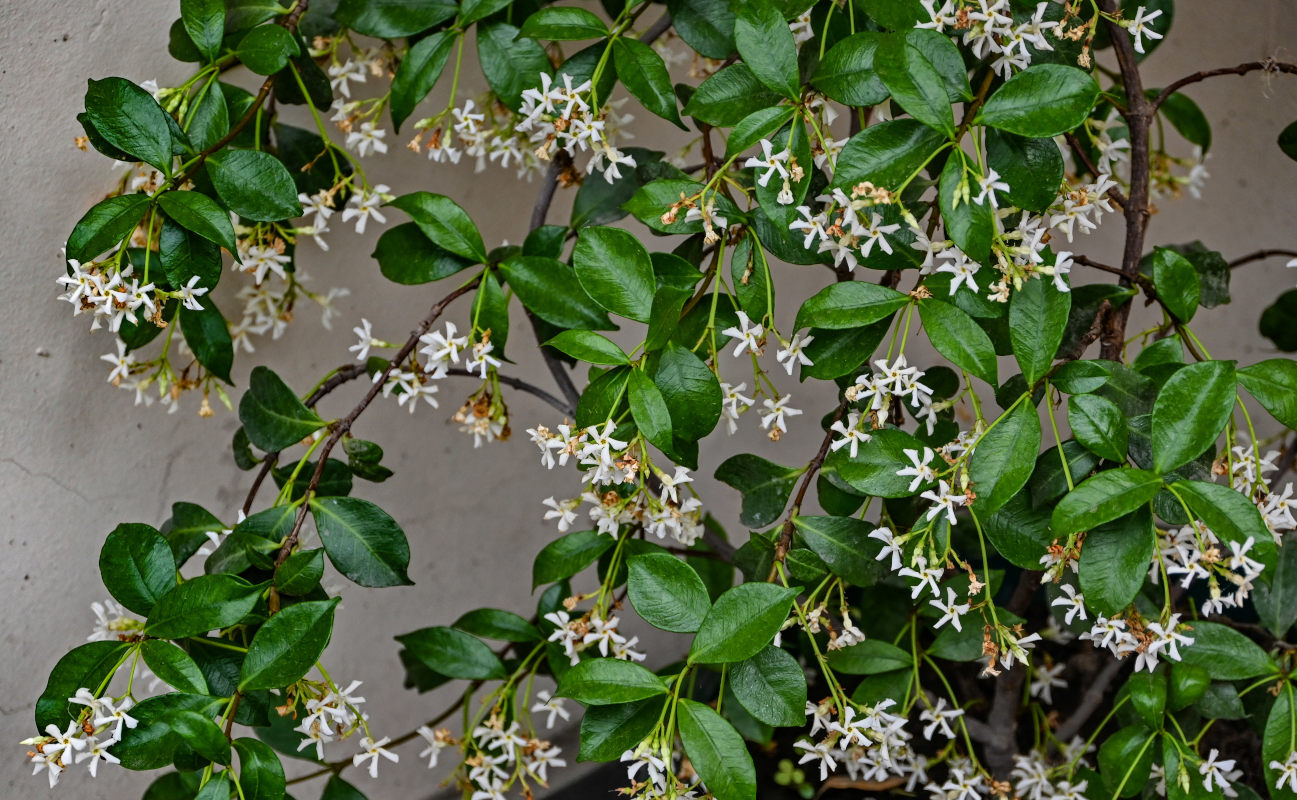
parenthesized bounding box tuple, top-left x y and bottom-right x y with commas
(768, 398, 850, 580)
(271, 280, 480, 571)
(1151, 59, 1297, 111)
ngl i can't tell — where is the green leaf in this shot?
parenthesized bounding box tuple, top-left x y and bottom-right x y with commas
(811, 32, 889, 106)
(388, 192, 486, 263)
(168, 709, 231, 764)
(452, 608, 540, 643)
(792, 515, 882, 586)
(1279, 120, 1297, 163)
(982, 493, 1053, 569)
(1171, 479, 1277, 571)
(544, 330, 629, 365)
(84, 77, 175, 172)
(240, 598, 338, 690)
(794, 282, 908, 331)
(1238, 359, 1297, 430)
(477, 22, 552, 111)
(389, 31, 456, 133)
(233, 738, 286, 800)
(1126, 670, 1167, 728)
(140, 640, 208, 695)
(828, 639, 912, 675)
(578, 697, 666, 762)
(682, 64, 784, 127)
(677, 699, 756, 800)
(970, 400, 1041, 514)
(181, 0, 226, 61)
(1178, 621, 1276, 680)
(689, 583, 799, 665)
(627, 553, 711, 633)
(628, 370, 674, 454)
(919, 298, 997, 385)
(160, 215, 223, 291)
(1152, 247, 1200, 322)
(373, 222, 473, 284)
(875, 30, 962, 135)
(162, 501, 226, 565)
(857, 0, 926, 30)
(655, 343, 723, 442)
(99, 522, 177, 616)
(1051, 468, 1162, 535)
(979, 64, 1100, 137)
(236, 24, 300, 75)
(1069, 394, 1129, 462)
(573, 226, 655, 323)
(1167, 662, 1210, 711)
(730, 645, 806, 727)
(1052, 360, 1111, 395)
(556, 658, 668, 705)
(733, 0, 799, 99)
(35, 642, 130, 729)
(1009, 277, 1070, 384)
(725, 107, 797, 161)
(533, 530, 615, 587)
(985, 130, 1064, 213)
(829, 428, 932, 498)
(1079, 507, 1155, 616)
(67, 193, 152, 262)
(613, 38, 685, 128)
(238, 366, 324, 452)
(938, 156, 994, 262)
(714, 454, 801, 527)
(458, 0, 510, 25)
(575, 366, 630, 427)
(1263, 684, 1297, 800)
(179, 295, 234, 383)
(396, 626, 507, 680)
(1097, 724, 1154, 798)
(667, 0, 734, 59)
(208, 149, 303, 222)
(334, 0, 457, 37)
(499, 255, 614, 330)
(273, 548, 325, 595)
(1150, 360, 1236, 474)
(1255, 533, 1297, 638)
(519, 7, 609, 39)
(310, 496, 413, 587)
(833, 119, 947, 192)
(145, 574, 261, 639)
(158, 191, 238, 255)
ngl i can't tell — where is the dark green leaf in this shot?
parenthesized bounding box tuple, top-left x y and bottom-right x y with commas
(730, 645, 806, 727)
(84, 77, 174, 172)
(140, 641, 208, 695)
(1238, 359, 1297, 430)
(578, 697, 666, 761)
(1051, 468, 1162, 535)
(1079, 507, 1155, 616)
(544, 330, 629, 365)
(833, 120, 947, 192)
(240, 598, 338, 690)
(310, 496, 413, 587)
(1167, 662, 1210, 711)
(477, 22, 552, 111)
(1263, 684, 1297, 800)
(499, 255, 615, 330)
(829, 428, 932, 498)
(396, 626, 507, 680)
(388, 192, 486, 263)
(1150, 360, 1235, 474)
(979, 64, 1100, 137)
(1126, 670, 1166, 728)
(168, 709, 231, 764)
(519, 7, 609, 39)
(238, 366, 324, 452)
(67, 193, 152, 262)
(876, 30, 964, 135)
(233, 738, 286, 800)
(389, 31, 456, 133)
(533, 530, 615, 587)
(458, 0, 511, 25)
(677, 699, 756, 800)
(573, 226, 655, 323)
(682, 64, 784, 127)
(983, 493, 1053, 569)
(1171, 479, 1276, 571)
(453, 608, 539, 643)
(1178, 621, 1276, 680)
(628, 370, 674, 454)
(159, 216, 223, 291)
(556, 658, 668, 704)
(985, 130, 1064, 213)
(1069, 394, 1128, 462)
(208, 149, 303, 222)
(919, 298, 998, 385)
(100, 522, 177, 616)
(575, 366, 630, 427)
(1255, 533, 1297, 638)
(828, 639, 912, 675)
(373, 222, 473, 284)
(236, 24, 300, 75)
(158, 191, 238, 255)
(145, 575, 261, 638)
(792, 515, 882, 586)
(35, 642, 130, 729)
(179, 295, 234, 383)
(1097, 724, 1154, 798)
(714, 454, 801, 527)
(667, 0, 734, 59)
(733, 0, 799, 99)
(274, 548, 325, 595)
(162, 501, 226, 566)
(181, 0, 226, 61)
(627, 553, 711, 633)
(970, 400, 1041, 514)
(811, 32, 888, 106)
(1009, 277, 1070, 384)
(613, 38, 685, 128)
(1152, 247, 1200, 322)
(794, 282, 908, 331)
(689, 583, 799, 665)
(334, 0, 456, 37)
(938, 155, 994, 262)
(655, 343, 723, 441)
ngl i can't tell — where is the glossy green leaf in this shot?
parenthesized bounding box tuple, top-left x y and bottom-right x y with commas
(677, 699, 756, 800)
(388, 192, 486, 263)
(452, 608, 540, 643)
(498, 255, 614, 330)
(1051, 468, 1162, 535)
(477, 22, 552, 111)
(158, 190, 238, 255)
(66, 193, 152, 262)
(1152, 247, 1200, 322)
(978, 64, 1100, 137)
(689, 583, 799, 665)
(733, 0, 799, 99)
(1069, 394, 1128, 462)
(458, 0, 510, 25)
(1171, 479, 1277, 571)
(389, 31, 456, 132)
(1178, 621, 1276, 680)
(828, 639, 912, 675)
(35, 642, 131, 729)
(396, 626, 507, 680)
(181, 0, 225, 61)
(655, 343, 723, 441)
(160, 215, 223, 291)
(730, 645, 806, 727)
(310, 496, 413, 588)
(1150, 360, 1236, 473)
(1255, 533, 1297, 638)
(556, 658, 668, 705)
(519, 7, 608, 39)
(970, 400, 1041, 514)
(578, 697, 666, 762)
(830, 428, 932, 498)
(628, 370, 674, 454)
(236, 24, 299, 75)
(168, 709, 232, 764)
(919, 298, 997, 385)
(985, 130, 1064, 213)
(613, 38, 685, 128)
(544, 330, 629, 365)
(238, 366, 324, 452)
(233, 738, 286, 800)
(1167, 662, 1210, 711)
(273, 548, 325, 595)
(682, 63, 783, 127)
(146, 574, 261, 639)
(179, 295, 234, 383)
(714, 454, 801, 527)
(1009, 276, 1070, 384)
(1238, 358, 1297, 430)
(140, 640, 207, 695)
(1079, 507, 1155, 616)
(373, 222, 473, 284)
(1263, 684, 1297, 800)
(627, 553, 711, 633)
(208, 149, 303, 222)
(667, 0, 734, 58)
(876, 30, 961, 134)
(334, 0, 456, 37)
(1126, 670, 1167, 728)
(573, 226, 655, 323)
(533, 530, 615, 587)
(240, 598, 338, 690)
(833, 119, 947, 191)
(1097, 724, 1154, 798)
(84, 77, 174, 172)
(938, 156, 994, 262)
(811, 32, 889, 106)
(792, 515, 881, 586)
(794, 282, 908, 331)
(99, 522, 177, 616)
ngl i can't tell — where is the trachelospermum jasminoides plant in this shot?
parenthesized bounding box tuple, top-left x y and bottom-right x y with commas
(30, 0, 1297, 797)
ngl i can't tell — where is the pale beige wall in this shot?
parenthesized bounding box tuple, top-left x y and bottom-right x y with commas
(2, 2, 1296, 798)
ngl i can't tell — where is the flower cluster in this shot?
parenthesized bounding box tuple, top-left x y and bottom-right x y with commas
(22, 690, 136, 787)
(544, 610, 646, 666)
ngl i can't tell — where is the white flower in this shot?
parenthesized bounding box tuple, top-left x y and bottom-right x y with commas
(353, 736, 398, 778)
(239, 243, 292, 283)
(1199, 749, 1237, 796)
(174, 275, 209, 311)
(350, 318, 376, 361)
(744, 139, 791, 187)
(899, 555, 943, 600)
(1029, 662, 1066, 704)
(775, 333, 814, 375)
(930, 587, 971, 632)
(760, 395, 802, 435)
(416, 726, 450, 768)
(525, 743, 566, 782)
(93, 696, 138, 739)
(1271, 752, 1297, 791)
(657, 466, 694, 504)
(869, 526, 904, 571)
(859, 213, 900, 258)
(327, 60, 366, 98)
(542, 496, 579, 532)
(300, 189, 336, 228)
(921, 480, 967, 525)
(721, 310, 764, 357)
(896, 447, 937, 492)
(465, 338, 502, 378)
(720, 382, 754, 434)
(973, 168, 1010, 208)
(793, 737, 838, 781)
(341, 184, 390, 234)
(100, 339, 135, 384)
(829, 411, 870, 458)
(1052, 251, 1074, 293)
(1125, 6, 1165, 54)
(621, 745, 670, 792)
(531, 690, 571, 729)
(920, 697, 964, 740)
(75, 736, 121, 777)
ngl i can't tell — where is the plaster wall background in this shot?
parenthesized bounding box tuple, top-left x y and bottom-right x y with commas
(2, 2, 1296, 798)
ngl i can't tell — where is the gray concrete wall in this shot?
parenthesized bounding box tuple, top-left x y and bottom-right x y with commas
(2, 2, 1296, 798)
